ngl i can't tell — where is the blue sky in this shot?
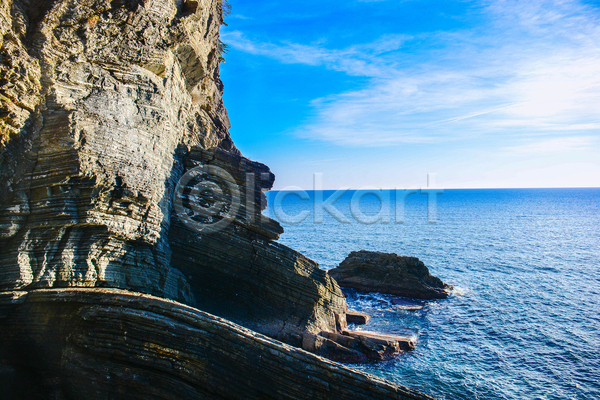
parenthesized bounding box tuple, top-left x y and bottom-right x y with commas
(220, 0, 600, 189)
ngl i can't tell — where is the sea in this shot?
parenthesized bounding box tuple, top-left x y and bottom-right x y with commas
(264, 188, 600, 400)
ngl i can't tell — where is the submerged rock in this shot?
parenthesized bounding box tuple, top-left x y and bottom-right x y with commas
(329, 250, 452, 300)
(392, 298, 425, 310)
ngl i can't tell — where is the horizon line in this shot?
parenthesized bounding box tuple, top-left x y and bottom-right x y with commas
(267, 186, 600, 191)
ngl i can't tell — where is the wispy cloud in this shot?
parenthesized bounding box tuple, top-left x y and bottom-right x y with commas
(222, 31, 409, 78)
(227, 14, 253, 20)
(503, 136, 596, 154)
(225, 0, 600, 147)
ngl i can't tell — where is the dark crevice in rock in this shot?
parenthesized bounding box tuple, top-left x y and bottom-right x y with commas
(109, 0, 143, 14)
(204, 13, 213, 39)
(24, 0, 55, 43)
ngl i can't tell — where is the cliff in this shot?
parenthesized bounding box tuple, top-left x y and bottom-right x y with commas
(0, 0, 345, 338)
(0, 0, 433, 398)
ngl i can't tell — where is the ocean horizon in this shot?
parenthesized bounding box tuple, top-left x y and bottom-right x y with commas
(265, 188, 600, 400)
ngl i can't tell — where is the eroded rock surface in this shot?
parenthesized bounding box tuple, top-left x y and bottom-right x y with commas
(169, 146, 347, 339)
(346, 309, 371, 325)
(329, 250, 453, 299)
(305, 330, 416, 363)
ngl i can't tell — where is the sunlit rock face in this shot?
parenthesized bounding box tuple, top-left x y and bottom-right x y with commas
(0, 0, 346, 338)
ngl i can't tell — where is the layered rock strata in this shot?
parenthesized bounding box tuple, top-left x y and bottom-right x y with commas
(1, 0, 235, 301)
(304, 330, 416, 364)
(329, 251, 452, 300)
(0, 288, 434, 400)
(169, 146, 347, 338)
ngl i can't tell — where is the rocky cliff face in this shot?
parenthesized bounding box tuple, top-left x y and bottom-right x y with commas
(0, 0, 346, 338)
(0, 1, 434, 398)
(0, 0, 233, 300)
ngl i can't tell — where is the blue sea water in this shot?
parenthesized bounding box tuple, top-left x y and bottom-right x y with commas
(264, 188, 600, 400)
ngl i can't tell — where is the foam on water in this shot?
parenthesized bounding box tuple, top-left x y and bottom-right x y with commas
(450, 286, 469, 297)
(266, 188, 600, 400)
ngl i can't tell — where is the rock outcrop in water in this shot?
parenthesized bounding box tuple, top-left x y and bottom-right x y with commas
(0, 0, 434, 398)
(329, 251, 452, 299)
(306, 330, 416, 364)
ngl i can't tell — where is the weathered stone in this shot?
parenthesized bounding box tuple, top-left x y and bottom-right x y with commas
(0, 0, 233, 301)
(302, 332, 367, 364)
(347, 310, 371, 325)
(169, 146, 347, 338)
(0, 288, 435, 400)
(313, 330, 416, 362)
(329, 251, 453, 299)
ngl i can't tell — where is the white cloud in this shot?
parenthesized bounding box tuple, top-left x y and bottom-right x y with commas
(227, 14, 252, 20)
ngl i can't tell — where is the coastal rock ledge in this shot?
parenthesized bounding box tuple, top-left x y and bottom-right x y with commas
(329, 251, 453, 300)
(0, 289, 435, 400)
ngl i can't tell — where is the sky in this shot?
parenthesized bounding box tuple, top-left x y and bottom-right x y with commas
(220, 0, 600, 189)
